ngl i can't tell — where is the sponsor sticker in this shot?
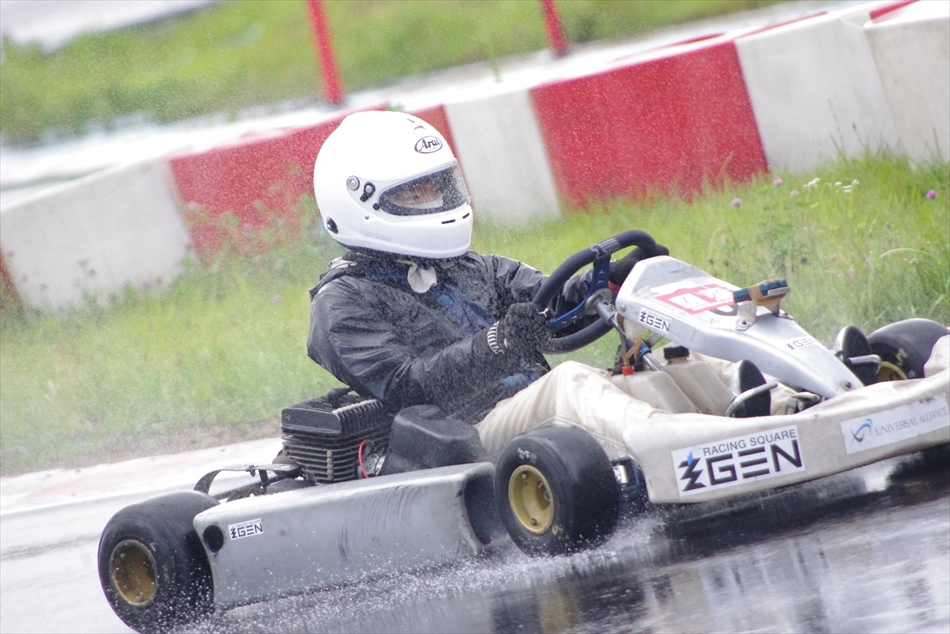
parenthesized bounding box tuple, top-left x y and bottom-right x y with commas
(228, 519, 264, 541)
(637, 308, 672, 333)
(784, 337, 818, 352)
(656, 283, 736, 315)
(414, 136, 442, 154)
(840, 395, 949, 454)
(671, 425, 805, 497)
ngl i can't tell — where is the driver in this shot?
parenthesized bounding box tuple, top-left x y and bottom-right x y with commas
(309, 111, 687, 461)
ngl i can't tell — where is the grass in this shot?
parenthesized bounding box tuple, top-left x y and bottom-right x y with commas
(1, 154, 948, 475)
(0, 0, 781, 146)
(0, 209, 346, 474)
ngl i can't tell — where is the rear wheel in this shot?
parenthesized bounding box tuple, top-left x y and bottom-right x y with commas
(867, 318, 948, 381)
(495, 426, 620, 556)
(98, 491, 217, 633)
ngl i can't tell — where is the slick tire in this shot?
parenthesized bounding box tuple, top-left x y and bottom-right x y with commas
(867, 318, 948, 381)
(98, 491, 218, 634)
(495, 425, 620, 556)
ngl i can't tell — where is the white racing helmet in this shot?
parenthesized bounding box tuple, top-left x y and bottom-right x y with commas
(313, 111, 473, 259)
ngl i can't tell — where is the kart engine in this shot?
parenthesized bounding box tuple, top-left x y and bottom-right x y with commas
(280, 397, 394, 483)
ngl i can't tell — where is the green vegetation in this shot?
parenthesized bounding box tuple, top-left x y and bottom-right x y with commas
(1, 154, 947, 475)
(0, 0, 780, 146)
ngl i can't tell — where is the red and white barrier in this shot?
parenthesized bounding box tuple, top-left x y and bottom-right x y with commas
(0, 158, 191, 311)
(735, 4, 901, 173)
(445, 90, 561, 222)
(864, 0, 950, 163)
(532, 34, 767, 208)
(168, 116, 350, 260)
(4, 1, 946, 312)
(166, 104, 457, 261)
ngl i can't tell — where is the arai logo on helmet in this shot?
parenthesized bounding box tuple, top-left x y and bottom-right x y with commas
(414, 136, 442, 154)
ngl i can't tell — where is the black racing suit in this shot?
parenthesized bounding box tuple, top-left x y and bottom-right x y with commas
(307, 250, 591, 423)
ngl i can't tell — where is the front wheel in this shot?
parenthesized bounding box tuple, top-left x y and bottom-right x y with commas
(98, 491, 218, 633)
(495, 426, 620, 556)
(867, 318, 948, 381)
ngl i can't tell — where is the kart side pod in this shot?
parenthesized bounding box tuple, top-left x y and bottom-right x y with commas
(192, 462, 503, 609)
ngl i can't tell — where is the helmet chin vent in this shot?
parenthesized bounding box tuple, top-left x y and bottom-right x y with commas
(326, 218, 338, 234)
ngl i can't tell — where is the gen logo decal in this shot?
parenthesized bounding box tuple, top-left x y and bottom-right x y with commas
(671, 425, 805, 496)
(228, 518, 264, 540)
(637, 308, 671, 334)
(785, 336, 817, 352)
(414, 136, 442, 154)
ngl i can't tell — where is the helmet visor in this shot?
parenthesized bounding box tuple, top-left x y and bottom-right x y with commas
(378, 165, 470, 216)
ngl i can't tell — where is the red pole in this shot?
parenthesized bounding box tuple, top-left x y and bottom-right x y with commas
(540, 0, 568, 57)
(0, 253, 20, 313)
(306, 0, 344, 105)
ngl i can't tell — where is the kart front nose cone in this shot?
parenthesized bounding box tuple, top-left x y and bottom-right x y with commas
(110, 539, 157, 606)
(509, 465, 554, 534)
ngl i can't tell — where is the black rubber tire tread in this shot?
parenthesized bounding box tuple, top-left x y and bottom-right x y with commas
(495, 425, 620, 556)
(867, 318, 948, 381)
(98, 491, 218, 634)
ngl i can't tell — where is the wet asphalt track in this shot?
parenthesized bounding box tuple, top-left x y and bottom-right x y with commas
(2, 443, 946, 634)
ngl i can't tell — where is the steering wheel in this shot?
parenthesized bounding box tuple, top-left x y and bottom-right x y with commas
(532, 230, 660, 354)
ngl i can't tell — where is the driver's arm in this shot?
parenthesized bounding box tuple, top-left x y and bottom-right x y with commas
(308, 273, 531, 412)
(308, 255, 595, 413)
(485, 254, 592, 317)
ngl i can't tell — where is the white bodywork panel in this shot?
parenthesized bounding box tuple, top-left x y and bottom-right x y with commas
(615, 257, 862, 397)
(623, 369, 949, 504)
(193, 462, 500, 609)
(611, 256, 949, 504)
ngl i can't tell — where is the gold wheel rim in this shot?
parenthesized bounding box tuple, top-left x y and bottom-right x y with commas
(877, 361, 908, 382)
(110, 540, 157, 606)
(509, 465, 554, 535)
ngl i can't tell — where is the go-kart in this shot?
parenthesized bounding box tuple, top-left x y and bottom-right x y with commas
(98, 230, 949, 633)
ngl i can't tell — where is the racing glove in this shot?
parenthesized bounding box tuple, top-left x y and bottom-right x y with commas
(609, 243, 670, 287)
(481, 302, 551, 356)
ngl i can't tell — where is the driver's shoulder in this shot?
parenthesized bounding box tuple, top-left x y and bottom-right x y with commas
(309, 256, 376, 300)
(465, 251, 535, 276)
